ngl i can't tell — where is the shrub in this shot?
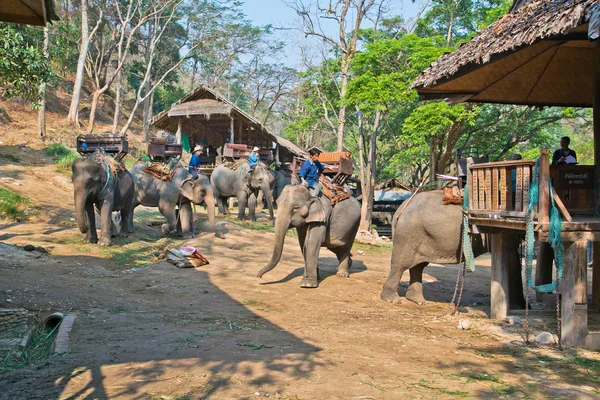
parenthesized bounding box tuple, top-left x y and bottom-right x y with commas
(0, 187, 31, 220)
(45, 143, 79, 174)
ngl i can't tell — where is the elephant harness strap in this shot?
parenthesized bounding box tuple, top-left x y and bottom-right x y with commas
(143, 160, 181, 181)
(442, 186, 463, 205)
(88, 150, 126, 195)
(319, 175, 351, 205)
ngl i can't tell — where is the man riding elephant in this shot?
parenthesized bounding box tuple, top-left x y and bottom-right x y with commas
(299, 147, 325, 197)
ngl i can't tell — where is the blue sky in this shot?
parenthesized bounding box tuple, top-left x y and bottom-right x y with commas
(239, 0, 428, 67)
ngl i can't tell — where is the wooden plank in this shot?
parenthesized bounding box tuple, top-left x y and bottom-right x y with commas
(515, 166, 523, 212)
(594, 242, 600, 312)
(490, 233, 512, 319)
(594, 39, 600, 216)
(230, 116, 235, 144)
(492, 168, 499, 210)
(468, 217, 527, 231)
(523, 164, 530, 211)
(470, 159, 536, 169)
(535, 242, 554, 302)
(507, 167, 514, 210)
(561, 241, 588, 347)
(485, 169, 492, 210)
(552, 190, 573, 222)
(500, 168, 507, 211)
(472, 168, 478, 210)
(478, 169, 485, 210)
(539, 149, 550, 224)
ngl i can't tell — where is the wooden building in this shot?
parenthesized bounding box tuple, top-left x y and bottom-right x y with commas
(150, 85, 306, 167)
(412, 0, 600, 349)
(0, 0, 58, 26)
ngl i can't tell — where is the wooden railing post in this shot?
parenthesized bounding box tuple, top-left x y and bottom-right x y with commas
(535, 148, 552, 301)
(538, 148, 550, 224)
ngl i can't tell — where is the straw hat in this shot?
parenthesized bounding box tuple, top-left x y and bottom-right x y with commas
(193, 145, 203, 152)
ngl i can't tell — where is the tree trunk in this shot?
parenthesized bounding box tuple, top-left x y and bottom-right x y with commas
(87, 91, 102, 133)
(359, 110, 380, 231)
(336, 55, 350, 152)
(112, 67, 123, 134)
(38, 26, 49, 139)
(143, 23, 153, 142)
(67, 0, 90, 126)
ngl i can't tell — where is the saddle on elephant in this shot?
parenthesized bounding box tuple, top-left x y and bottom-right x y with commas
(221, 158, 250, 171)
(319, 175, 351, 205)
(88, 149, 127, 175)
(142, 159, 182, 181)
(442, 185, 464, 205)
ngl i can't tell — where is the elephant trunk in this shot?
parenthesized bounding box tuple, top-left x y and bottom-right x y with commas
(256, 211, 290, 277)
(262, 182, 274, 220)
(74, 192, 88, 234)
(204, 188, 222, 238)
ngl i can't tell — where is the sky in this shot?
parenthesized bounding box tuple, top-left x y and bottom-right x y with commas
(239, 0, 428, 68)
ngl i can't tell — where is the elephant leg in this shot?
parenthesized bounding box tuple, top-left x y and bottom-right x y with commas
(333, 245, 353, 278)
(110, 215, 119, 238)
(179, 203, 193, 239)
(297, 226, 307, 257)
(381, 247, 412, 303)
(125, 203, 136, 234)
(98, 200, 113, 246)
(248, 192, 257, 221)
(85, 202, 98, 244)
(406, 262, 429, 305)
(237, 191, 248, 220)
(301, 224, 326, 288)
(159, 200, 177, 236)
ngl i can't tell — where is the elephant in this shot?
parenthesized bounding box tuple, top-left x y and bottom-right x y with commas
(72, 156, 134, 246)
(256, 168, 293, 210)
(128, 164, 223, 239)
(380, 190, 525, 308)
(257, 185, 361, 288)
(210, 163, 274, 221)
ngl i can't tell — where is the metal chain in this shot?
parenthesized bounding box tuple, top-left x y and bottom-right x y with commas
(453, 262, 466, 316)
(523, 241, 530, 345)
(556, 260, 563, 350)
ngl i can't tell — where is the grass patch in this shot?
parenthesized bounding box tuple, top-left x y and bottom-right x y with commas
(0, 153, 21, 163)
(226, 217, 275, 232)
(45, 143, 79, 175)
(465, 372, 501, 384)
(353, 242, 393, 255)
(0, 322, 60, 375)
(569, 356, 600, 371)
(0, 187, 32, 221)
(236, 342, 274, 351)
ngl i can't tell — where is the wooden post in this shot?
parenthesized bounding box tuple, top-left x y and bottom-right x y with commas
(561, 241, 588, 347)
(175, 119, 182, 144)
(536, 148, 552, 301)
(491, 233, 511, 319)
(593, 242, 600, 312)
(238, 120, 243, 144)
(230, 116, 235, 144)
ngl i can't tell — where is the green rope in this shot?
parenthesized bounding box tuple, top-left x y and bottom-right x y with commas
(462, 166, 476, 272)
(525, 158, 563, 293)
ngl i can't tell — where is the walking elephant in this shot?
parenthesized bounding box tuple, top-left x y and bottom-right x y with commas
(72, 155, 134, 246)
(380, 190, 525, 308)
(128, 164, 223, 238)
(210, 163, 274, 221)
(257, 185, 361, 288)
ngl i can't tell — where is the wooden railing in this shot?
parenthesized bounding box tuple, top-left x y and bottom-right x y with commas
(468, 159, 537, 217)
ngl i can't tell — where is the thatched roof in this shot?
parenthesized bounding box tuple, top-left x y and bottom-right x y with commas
(151, 84, 307, 158)
(0, 0, 58, 26)
(411, 0, 598, 106)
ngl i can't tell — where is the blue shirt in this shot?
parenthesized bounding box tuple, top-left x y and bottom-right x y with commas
(299, 159, 324, 186)
(249, 152, 259, 167)
(189, 154, 200, 172)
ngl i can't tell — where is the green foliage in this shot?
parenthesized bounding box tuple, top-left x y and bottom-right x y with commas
(0, 24, 55, 106)
(0, 322, 59, 374)
(0, 187, 31, 221)
(153, 85, 187, 115)
(46, 144, 79, 174)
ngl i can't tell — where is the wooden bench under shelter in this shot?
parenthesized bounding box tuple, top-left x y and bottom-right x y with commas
(149, 84, 306, 176)
(411, 0, 600, 349)
(291, 151, 354, 185)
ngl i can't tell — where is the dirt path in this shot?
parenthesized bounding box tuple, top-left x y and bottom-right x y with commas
(1, 126, 600, 399)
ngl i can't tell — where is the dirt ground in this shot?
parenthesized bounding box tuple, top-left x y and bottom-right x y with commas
(1, 120, 600, 399)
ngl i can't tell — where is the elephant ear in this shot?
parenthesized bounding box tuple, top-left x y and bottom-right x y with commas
(179, 178, 195, 201)
(305, 197, 326, 223)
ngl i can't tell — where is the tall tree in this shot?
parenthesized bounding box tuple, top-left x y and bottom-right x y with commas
(38, 26, 50, 140)
(287, 0, 383, 151)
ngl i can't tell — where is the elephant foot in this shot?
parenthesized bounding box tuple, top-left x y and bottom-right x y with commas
(300, 277, 319, 288)
(98, 237, 111, 246)
(336, 269, 350, 278)
(405, 282, 426, 305)
(85, 236, 98, 244)
(380, 290, 402, 303)
(214, 231, 225, 239)
(182, 232, 193, 239)
(161, 224, 177, 236)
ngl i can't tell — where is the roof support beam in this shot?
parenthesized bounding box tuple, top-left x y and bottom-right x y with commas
(593, 39, 600, 312)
